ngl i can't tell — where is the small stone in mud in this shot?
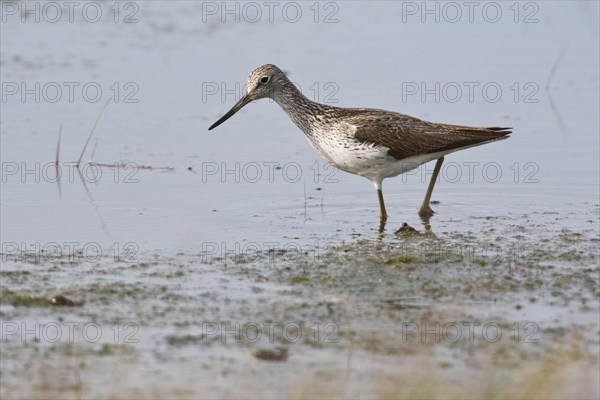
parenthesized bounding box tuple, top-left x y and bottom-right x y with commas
(252, 347, 289, 362)
(250, 286, 264, 293)
(51, 295, 82, 307)
(395, 223, 419, 235)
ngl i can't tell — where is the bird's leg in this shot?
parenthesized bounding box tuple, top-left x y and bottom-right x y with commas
(373, 181, 388, 232)
(419, 157, 444, 218)
(377, 188, 387, 233)
(377, 188, 388, 222)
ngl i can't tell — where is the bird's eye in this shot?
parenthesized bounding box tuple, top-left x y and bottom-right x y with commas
(260, 76, 269, 84)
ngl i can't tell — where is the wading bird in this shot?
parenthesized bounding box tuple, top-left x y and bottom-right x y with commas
(209, 64, 511, 226)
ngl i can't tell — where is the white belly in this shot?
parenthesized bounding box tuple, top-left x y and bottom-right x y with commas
(304, 130, 438, 183)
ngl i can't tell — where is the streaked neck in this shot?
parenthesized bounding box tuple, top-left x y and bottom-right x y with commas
(272, 79, 327, 134)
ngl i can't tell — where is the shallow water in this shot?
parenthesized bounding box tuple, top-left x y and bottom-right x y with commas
(1, 1, 599, 398)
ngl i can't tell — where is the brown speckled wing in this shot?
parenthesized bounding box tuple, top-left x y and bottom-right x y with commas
(347, 109, 511, 160)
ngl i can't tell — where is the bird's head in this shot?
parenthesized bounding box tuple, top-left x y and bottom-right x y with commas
(208, 64, 288, 130)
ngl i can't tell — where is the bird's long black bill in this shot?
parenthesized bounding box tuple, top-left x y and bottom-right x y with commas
(208, 94, 253, 130)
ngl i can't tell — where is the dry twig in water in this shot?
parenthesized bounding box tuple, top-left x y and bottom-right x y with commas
(77, 99, 110, 168)
(55, 124, 62, 166)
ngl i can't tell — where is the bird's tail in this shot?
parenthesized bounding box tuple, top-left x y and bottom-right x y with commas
(440, 124, 512, 139)
(485, 126, 512, 136)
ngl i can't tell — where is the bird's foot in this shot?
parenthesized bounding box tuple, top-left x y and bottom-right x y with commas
(418, 205, 435, 219)
(379, 214, 388, 233)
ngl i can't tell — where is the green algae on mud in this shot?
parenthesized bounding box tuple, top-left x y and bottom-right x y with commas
(1, 215, 598, 398)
